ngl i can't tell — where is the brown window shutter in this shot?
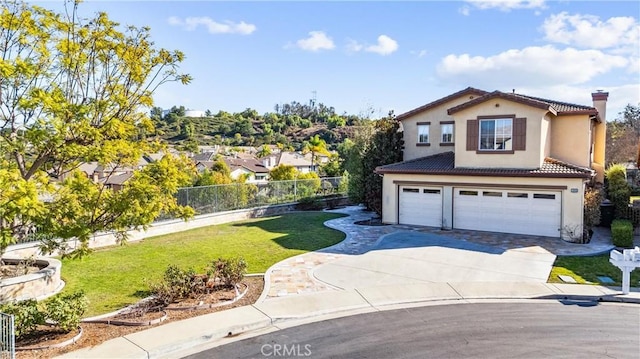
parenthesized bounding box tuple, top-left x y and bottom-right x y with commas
(513, 117, 526, 151)
(466, 120, 478, 151)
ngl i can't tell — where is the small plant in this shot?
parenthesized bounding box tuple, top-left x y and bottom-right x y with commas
(0, 299, 45, 338)
(611, 219, 634, 248)
(44, 291, 88, 332)
(208, 257, 247, 287)
(583, 187, 604, 242)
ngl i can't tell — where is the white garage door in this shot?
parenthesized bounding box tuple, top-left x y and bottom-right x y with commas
(453, 188, 561, 237)
(398, 186, 442, 227)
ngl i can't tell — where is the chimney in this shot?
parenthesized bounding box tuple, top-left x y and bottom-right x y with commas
(591, 90, 608, 121)
(591, 90, 608, 183)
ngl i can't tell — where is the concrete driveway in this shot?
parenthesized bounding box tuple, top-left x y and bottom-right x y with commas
(312, 230, 557, 290)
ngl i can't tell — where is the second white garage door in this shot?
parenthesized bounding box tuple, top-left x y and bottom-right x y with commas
(399, 186, 442, 227)
(453, 188, 561, 237)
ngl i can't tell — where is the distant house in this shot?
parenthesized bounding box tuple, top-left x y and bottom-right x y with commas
(376, 87, 607, 240)
(262, 151, 316, 174)
(224, 158, 270, 183)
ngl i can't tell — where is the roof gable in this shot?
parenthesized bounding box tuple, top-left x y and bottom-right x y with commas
(396, 87, 488, 121)
(447, 90, 599, 120)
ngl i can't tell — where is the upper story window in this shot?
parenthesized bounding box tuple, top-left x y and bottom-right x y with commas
(466, 116, 525, 153)
(479, 118, 512, 151)
(441, 123, 454, 144)
(417, 122, 430, 145)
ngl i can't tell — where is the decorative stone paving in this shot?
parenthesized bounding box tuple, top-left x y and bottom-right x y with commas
(261, 205, 615, 300)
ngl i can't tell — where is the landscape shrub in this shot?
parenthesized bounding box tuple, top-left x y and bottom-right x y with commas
(149, 265, 197, 305)
(0, 299, 44, 338)
(611, 220, 634, 248)
(584, 187, 604, 230)
(295, 196, 324, 210)
(44, 291, 88, 332)
(209, 257, 247, 287)
(605, 164, 631, 219)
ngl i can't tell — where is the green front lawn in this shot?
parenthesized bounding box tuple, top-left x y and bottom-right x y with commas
(549, 254, 640, 286)
(60, 212, 345, 316)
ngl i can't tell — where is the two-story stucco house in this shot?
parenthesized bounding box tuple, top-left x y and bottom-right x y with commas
(376, 87, 608, 240)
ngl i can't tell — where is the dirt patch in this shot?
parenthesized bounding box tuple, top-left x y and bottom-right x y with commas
(15, 276, 264, 359)
(0, 262, 43, 279)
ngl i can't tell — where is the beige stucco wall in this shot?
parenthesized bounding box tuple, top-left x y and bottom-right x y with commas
(542, 115, 552, 163)
(550, 114, 592, 168)
(401, 94, 480, 161)
(381, 173, 585, 240)
(451, 100, 548, 169)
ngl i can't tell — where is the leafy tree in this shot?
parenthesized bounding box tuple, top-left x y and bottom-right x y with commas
(270, 165, 297, 181)
(320, 153, 343, 177)
(363, 113, 403, 215)
(345, 113, 403, 214)
(342, 126, 375, 204)
(0, 1, 192, 257)
(621, 104, 640, 167)
(607, 104, 640, 166)
(257, 145, 272, 158)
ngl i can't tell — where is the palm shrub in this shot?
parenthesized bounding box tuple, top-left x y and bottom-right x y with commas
(605, 164, 631, 219)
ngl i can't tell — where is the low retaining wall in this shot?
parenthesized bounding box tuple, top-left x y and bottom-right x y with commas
(0, 258, 63, 303)
(6, 203, 301, 258)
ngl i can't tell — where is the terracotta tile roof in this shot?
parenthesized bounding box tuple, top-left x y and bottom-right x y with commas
(447, 91, 600, 120)
(396, 87, 488, 121)
(514, 94, 598, 116)
(375, 151, 593, 178)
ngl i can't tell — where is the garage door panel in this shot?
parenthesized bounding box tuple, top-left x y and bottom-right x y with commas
(399, 186, 442, 227)
(454, 188, 561, 237)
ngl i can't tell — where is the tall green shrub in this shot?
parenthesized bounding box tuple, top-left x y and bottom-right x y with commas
(605, 164, 631, 219)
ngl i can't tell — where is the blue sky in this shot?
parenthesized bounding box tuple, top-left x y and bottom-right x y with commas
(47, 1, 640, 120)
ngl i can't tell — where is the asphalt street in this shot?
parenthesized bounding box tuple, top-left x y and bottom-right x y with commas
(185, 301, 640, 359)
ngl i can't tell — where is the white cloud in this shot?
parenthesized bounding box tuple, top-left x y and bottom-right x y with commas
(365, 35, 399, 55)
(436, 45, 628, 87)
(348, 35, 399, 56)
(346, 39, 364, 53)
(295, 31, 335, 52)
(459, 6, 471, 16)
(465, 0, 546, 12)
(410, 49, 428, 58)
(167, 16, 256, 35)
(541, 12, 639, 51)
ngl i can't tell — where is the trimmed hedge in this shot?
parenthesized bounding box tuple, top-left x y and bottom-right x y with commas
(611, 219, 634, 248)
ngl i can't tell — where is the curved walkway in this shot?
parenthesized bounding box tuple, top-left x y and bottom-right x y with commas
(260, 206, 615, 301)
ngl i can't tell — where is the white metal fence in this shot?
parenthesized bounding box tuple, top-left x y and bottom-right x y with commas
(0, 313, 14, 359)
(175, 176, 347, 215)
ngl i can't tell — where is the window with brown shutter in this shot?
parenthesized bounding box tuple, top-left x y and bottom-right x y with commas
(513, 117, 526, 151)
(466, 119, 478, 151)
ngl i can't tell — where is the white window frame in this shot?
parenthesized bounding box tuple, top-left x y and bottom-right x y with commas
(417, 124, 430, 144)
(479, 118, 512, 151)
(441, 124, 454, 143)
